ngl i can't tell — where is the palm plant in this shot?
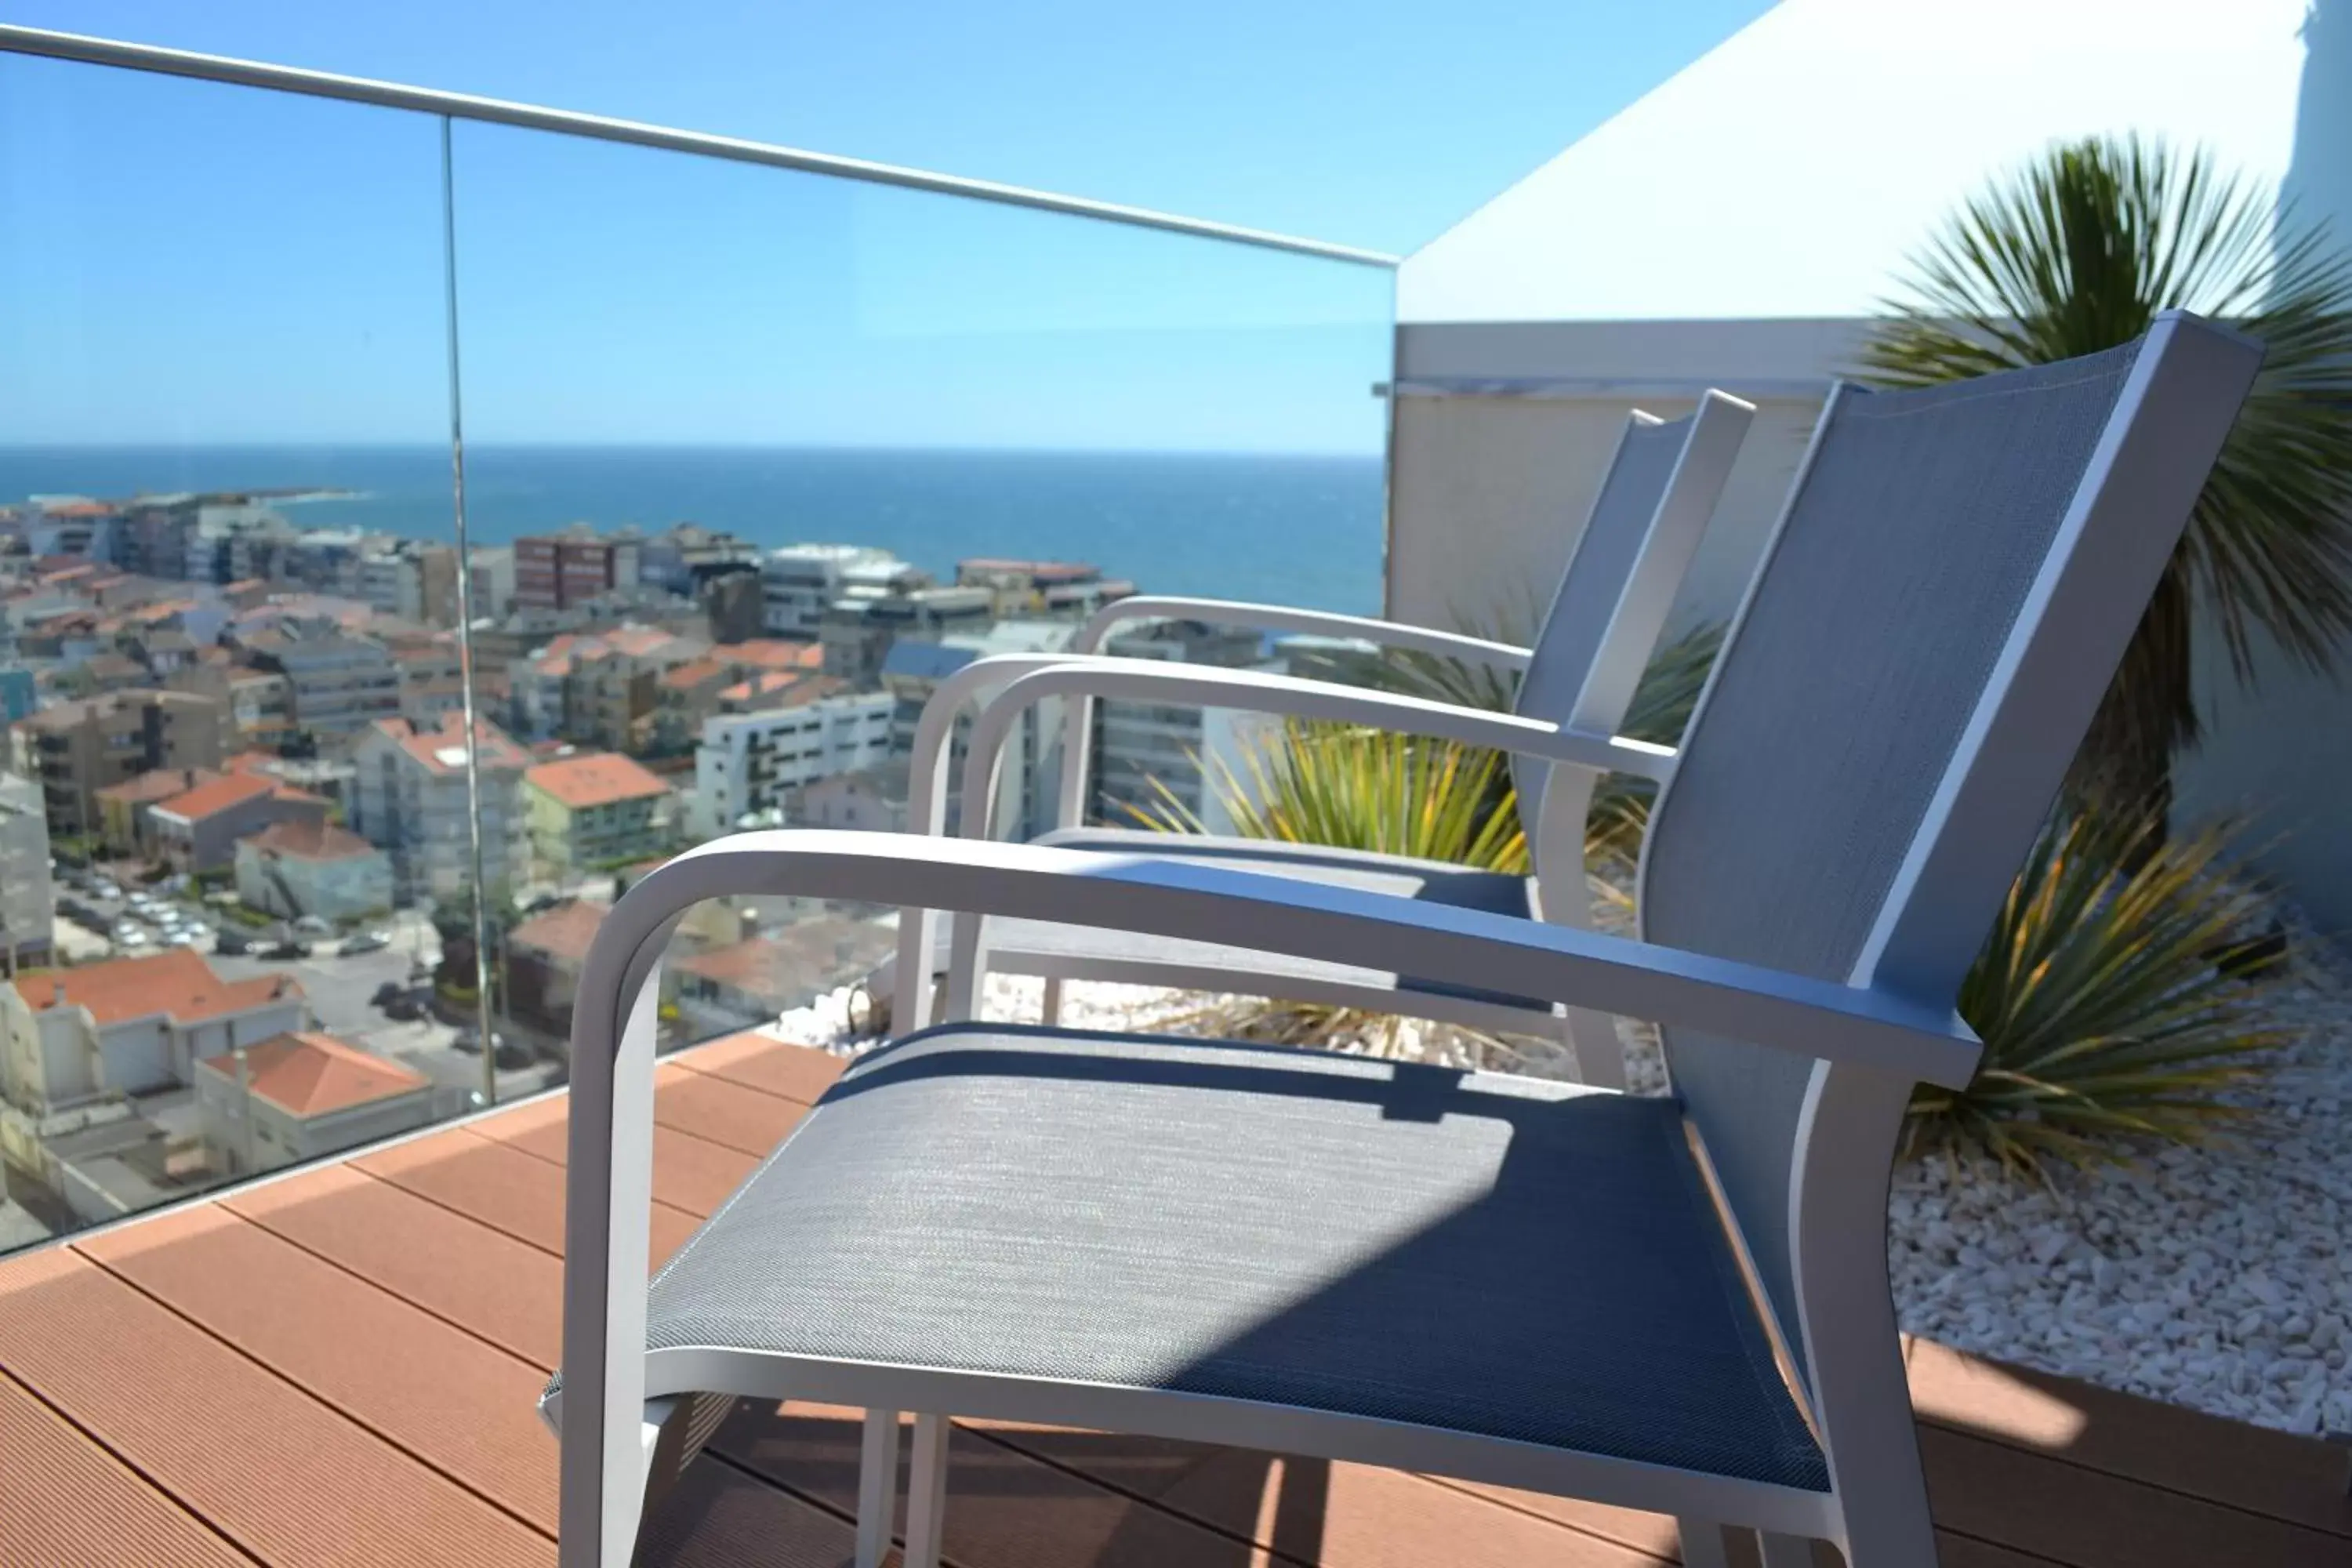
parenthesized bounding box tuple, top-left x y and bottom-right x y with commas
(1860, 133, 2352, 818)
(1912, 811, 2292, 1176)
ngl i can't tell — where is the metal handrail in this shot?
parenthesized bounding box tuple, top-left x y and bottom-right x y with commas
(0, 24, 1399, 269)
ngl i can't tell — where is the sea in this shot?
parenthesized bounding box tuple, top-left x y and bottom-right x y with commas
(0, 446, 1385, 614)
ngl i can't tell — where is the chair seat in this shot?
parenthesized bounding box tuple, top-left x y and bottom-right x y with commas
(626, 1026, 1828, 1494)
(960, 828, 1552, 1013)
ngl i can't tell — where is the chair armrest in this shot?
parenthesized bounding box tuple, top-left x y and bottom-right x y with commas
(1076, 593, 1532, 673)
(957, 657, 1671, 844)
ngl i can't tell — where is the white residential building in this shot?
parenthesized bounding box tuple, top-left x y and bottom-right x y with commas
(0, 950, 307, 1120)
(347, 713, 531, 903)
(194, 1030, 435, 1177)
(0, 775, 55, 972)
(691, 690, 895, 837)
(760, 544, 920, 638)
(1091, 619, 1273, 830)
(879, 620, 1077, 838)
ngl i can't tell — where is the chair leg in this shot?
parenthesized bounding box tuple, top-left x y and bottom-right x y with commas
(1676, 1519, 1736, 1568)
(1040, 977, 1063, 1026)
(903, 1412, 952, 1568)
(854, 1409, 901, 1568)
(1560, 1006, 1626, 1090)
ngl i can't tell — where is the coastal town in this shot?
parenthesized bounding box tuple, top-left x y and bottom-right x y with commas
(0, 486, 1320, 1249)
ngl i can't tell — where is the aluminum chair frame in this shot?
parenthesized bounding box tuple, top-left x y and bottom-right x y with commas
(896, 390, 1755, 1084)
(554, 312, 2260, 1568)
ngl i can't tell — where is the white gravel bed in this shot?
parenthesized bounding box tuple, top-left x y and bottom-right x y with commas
(775, 953, 2352, 1437)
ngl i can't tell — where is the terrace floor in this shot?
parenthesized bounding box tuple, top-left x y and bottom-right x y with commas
(2, 1030, 2347, 1567)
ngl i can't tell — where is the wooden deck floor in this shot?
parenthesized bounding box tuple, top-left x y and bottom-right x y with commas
(2, 1031, 2345, 1567)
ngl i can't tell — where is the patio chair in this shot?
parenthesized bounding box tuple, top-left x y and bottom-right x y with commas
(894, 390, 1758, 1086)
(551, 313, 2260, 1568)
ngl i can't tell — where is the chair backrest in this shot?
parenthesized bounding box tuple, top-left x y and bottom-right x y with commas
(1510, 392, 1750, 847)
(1635, 317, 2260, 1385)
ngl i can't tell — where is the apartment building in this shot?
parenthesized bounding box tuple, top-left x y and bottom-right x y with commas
(523, 750, 674, 874)
(8, 689, 226, 839)
(819, 583, 994, 683)
(0, 775, 54, 972)
(514, 525, 641, 611)
(167, 664, 298, 751)
(689, 688, 895, 837)
(954, 558, 1137, 621)
(241, 630, 402, 735)
(0, 949, 305, 1119)
(878, 620, 1076, 838)
(511, 625, 709, 749)
(347, 713, 531, 903)
(759, 544, 920, 639)
(1091, 619, 1272, 829)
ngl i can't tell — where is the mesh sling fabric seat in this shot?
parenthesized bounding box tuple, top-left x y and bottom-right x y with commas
(892, 392, 1756, 1086)
(554, 316, 2263, 1568)
(630, 1028, 1827, 1491)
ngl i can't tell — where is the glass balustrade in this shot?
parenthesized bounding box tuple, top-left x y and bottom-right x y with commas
(0, 40, 1394, 1256)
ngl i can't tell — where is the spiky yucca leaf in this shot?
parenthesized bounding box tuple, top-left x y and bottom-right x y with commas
(1911, 811, 2292, 1175)
(1130, 717, 1528, 872)
(1860, 134, 2352, 815)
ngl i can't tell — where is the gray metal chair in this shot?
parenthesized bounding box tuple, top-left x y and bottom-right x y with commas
(895, 390, 1756, 1087)
(551, 314, 2260, 1568)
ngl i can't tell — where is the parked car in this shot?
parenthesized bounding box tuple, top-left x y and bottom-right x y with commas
(292, 915, 333, 937)
(115, 927, 148, 949)
(92, 880, 120, 900)
(165, 931, 196, 948)
(262, 940, 309, 960)
(214, 931, 253, 956)
(339, 931, 390, 956)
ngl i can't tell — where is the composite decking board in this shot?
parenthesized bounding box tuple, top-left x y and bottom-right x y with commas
(0, 1367, 258, 1567)
(668, 1033, 847, 1105)
(716, 1401, 1675, 1568)
(222, 1162, 566, 1370)
(354, 1123, 702, 1265)
(1905, 1338, 2352, 1537)
(74, 1202, 561, 1537)
(651, 1060, 814, 1159)
(476, 1094, 764, 1217)
(637, 1453, 868, 1568)
(0, 1032, 2323, 1568)
(1915, 1421, 2350, 1568)
(0, 1246, 550, 1568)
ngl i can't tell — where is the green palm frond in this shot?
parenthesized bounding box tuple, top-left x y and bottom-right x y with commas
(1911, 810, 2293, 1177)
(1860, 133, 2352, 811)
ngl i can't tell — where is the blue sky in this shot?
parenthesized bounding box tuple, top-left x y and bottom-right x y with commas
(0, 1, 1770, 449)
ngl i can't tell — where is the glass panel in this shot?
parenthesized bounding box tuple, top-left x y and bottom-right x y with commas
(0, 56, 488, 1254)
(446, 123, 1392, 1050)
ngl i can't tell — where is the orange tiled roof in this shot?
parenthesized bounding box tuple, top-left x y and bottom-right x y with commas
(198, 1031, 426, 1116)
(659, 657, 730, 691)
(242, 818, 372, 862)
(716, 639, 824, 673)
(720, 672, 842, 706)
(525, 751, 670, 810)
(373, 713, 529, 776)
(507, 900, 608, 965)
(152, 771, 278, 823)
(94, 768, 220, 808)
(14, 949, 299, 1029)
